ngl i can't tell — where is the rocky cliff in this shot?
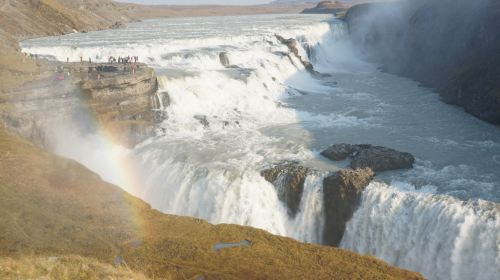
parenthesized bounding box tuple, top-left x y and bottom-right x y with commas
(0, 62, 159, 148)
(78, 64, 160, 147)
(323, 168, 374, 246)
(344, 0, 500, 124)
(261, 162, 311, 217)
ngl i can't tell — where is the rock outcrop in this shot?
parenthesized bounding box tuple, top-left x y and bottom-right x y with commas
(79, 64, 159, 146)
(323, 168, 375, 246)
(0, 62, 160, 148)
(261, 162, 310, 217)
(321, 144, 415, 172)
(344, 0, 500, 125)
(320, 143, 353, 161)
(219, 52, 231, 67)
(275, 34, 315, 73)
(194, 115, 210, 128)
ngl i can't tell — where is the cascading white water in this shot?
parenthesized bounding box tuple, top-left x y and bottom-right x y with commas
(22, 14, 342, 243)
(341, 181, 500, 280)
(21, 14, 500, 279)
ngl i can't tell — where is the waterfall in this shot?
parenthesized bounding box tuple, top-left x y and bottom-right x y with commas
(341, 181, 500, 280)
(20, 14, 500, 280)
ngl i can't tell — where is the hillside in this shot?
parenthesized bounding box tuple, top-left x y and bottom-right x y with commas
(0, 128, 423, 279)
(302, 1, 348, 15)
(0, 255, 150, 279)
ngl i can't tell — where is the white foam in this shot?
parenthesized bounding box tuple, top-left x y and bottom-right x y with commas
(22, 14, 500, 280)
(341, 181, 500, 280)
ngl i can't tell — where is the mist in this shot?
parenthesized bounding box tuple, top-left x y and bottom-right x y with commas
(343, 0, 500, 123)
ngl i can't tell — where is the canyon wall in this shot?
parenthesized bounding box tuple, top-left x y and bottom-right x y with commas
(344, 0, 500, 124)
(0, 63, 159, 148)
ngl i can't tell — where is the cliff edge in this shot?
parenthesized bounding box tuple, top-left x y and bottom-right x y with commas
(0, 62, 160, 148)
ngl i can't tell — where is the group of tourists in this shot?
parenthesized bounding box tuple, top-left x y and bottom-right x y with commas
(74, 55, 139, 65)
(50, 54, 142, 81)
(116, 56, 139, 64)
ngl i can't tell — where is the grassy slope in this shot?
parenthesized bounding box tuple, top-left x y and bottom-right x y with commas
(0, 128, 423, 280)
(0, 255, 150, 280)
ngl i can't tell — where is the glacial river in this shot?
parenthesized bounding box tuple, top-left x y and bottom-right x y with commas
(22, 14, 500, 280)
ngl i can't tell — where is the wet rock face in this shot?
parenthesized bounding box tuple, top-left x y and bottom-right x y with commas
(194, 115, 209, 128)
(275, 35, 315, 73)
(261, 162, 310, 217)
(323, 168, 374, 246)
(0, 63, 160, 148)
(79, 65, 159, 147)
(321, 144, 415, 172)
(351, 145, 415, 172)
(219, 52, 230, 67)
(320, 143, 353, 161)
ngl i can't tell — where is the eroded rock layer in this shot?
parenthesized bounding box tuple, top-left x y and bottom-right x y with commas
(0, 63, 159, 148)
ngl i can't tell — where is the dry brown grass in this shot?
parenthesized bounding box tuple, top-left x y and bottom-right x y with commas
(0, 49, 42, 92)
(0, 127, 424, 280)
(0, 255, 151, 280)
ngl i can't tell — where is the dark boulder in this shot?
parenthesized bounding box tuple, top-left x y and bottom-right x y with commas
(321, 144, 415, 172)
(219, 52, 230, 67)
(194, 115, 209, 128)
(351, 145, 415, 172)
(261, 162, 310, 217)
(320, 143, 354, 161)
(323, 168, 374, 246)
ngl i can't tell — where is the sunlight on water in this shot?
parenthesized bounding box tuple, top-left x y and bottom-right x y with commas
(22, 14, 500, 280)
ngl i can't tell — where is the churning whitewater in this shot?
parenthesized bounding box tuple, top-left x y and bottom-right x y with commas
(22, 14, 500, 280)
